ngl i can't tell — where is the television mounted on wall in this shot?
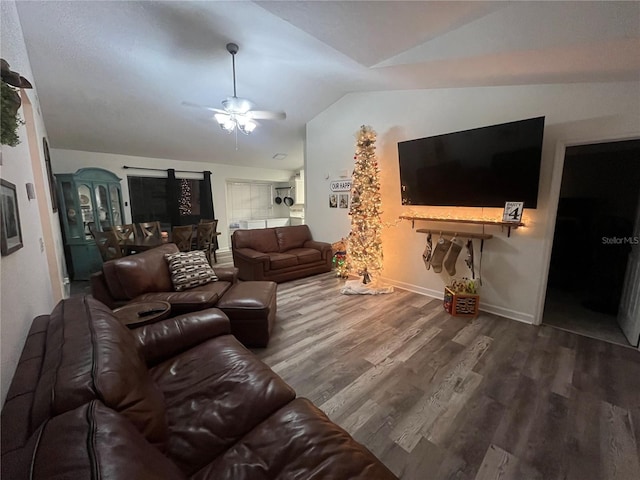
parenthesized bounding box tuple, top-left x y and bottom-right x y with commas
(398, 116, 545, 208)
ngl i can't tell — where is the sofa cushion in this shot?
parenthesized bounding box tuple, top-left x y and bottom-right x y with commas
(25, 401, 185, 480)
(233, 228, 280, 253)
(31, 295, 168, 450)
(150, 334, 296, 475)
(133, 281, 232, 316)
(103, 243, 178, 300)
(286, 247, 322, 264)
(133, 289, 218, 308)
(165, 250, 217, 291)
(275, 224, 312, 252)
(1, 315, 49, 457)
(191, 398, 397, 480)
(268, 252, 299, 269)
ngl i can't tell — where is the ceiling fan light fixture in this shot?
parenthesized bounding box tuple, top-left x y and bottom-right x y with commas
(238, 118, 257, 135)
(214, 112, 256, 135)
(183, 42, 284, 140)
(214, 113, 235, 133)
(223, 96, 252, 114)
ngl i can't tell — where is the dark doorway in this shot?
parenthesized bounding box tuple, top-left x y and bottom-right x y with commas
(543, 139, 640, 346)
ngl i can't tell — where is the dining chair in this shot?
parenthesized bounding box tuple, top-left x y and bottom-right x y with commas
(199, 219, 218, 263)
(172, 225, 194, 252)
(138, 221, 161, 239)
(196, 222, 215, 265)
(91, 229, 123, 262)
(112, 224, 136, 242)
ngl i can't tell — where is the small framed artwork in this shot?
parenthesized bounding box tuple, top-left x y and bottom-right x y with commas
(43, 138, 58, 212)
(1, 179, 24, 256)
(339, 193, 349, 209)
(502, 201, 524, 223)
(329, 194, 338, 208)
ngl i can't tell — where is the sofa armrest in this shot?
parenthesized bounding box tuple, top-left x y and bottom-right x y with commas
(232, 248, 272, 281)
(134, 308, 231, 366)
(90, 272, 119, 309)
(304, 240, 332, 257)
(213, 266, 239, 284)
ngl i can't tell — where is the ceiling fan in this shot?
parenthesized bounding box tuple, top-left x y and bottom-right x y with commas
(183, 43, 286, 135)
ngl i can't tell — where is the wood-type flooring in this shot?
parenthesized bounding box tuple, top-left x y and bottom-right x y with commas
(252, 271, 640, 480)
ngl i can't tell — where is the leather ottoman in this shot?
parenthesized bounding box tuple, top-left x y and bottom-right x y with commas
(216, 281, 277, 347)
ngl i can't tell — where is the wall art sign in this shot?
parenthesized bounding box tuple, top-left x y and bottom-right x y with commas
(1, 179, 23, 255)
(330, 180, 351, 192)
(503, 201, 524, 223)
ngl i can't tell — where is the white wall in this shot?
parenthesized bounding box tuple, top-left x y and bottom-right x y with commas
(1, 0, 66, 405)
(306, 82, 640, 323)
(50, 149, 295, 251)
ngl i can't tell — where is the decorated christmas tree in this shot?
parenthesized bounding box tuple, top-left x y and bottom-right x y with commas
(348, 125, 383, 283)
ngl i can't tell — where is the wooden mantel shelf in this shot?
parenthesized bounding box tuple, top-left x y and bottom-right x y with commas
(399, 215, 524, 237)
(415, 228, 493, 240)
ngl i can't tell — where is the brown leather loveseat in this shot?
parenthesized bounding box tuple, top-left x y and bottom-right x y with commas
(1, 295, 397, 479)
(232, 224, 332, 282)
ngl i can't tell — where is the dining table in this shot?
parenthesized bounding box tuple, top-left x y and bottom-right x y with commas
(120, 236, 168, 255)
(119, 229, 221, 256)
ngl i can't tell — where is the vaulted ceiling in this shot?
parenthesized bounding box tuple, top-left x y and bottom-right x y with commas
(15, 1, 640, 171)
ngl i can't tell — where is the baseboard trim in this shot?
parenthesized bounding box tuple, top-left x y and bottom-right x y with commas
(380, 277, 443, 299)
(478, 303, 534, 325)
(379, 276, 534, 325)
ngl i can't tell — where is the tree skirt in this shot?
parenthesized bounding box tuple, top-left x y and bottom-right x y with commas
(340, 279, 394, 295)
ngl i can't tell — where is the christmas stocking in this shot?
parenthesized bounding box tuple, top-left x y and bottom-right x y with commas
(430, 237, 452, 273)
(444, 238, 463, 276)
(464, 239, 475, 278)
(422, 233, 433, 270)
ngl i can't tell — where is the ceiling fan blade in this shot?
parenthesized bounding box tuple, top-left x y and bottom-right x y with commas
(182, 101, 227, 114)
(249, 110, 286, 120)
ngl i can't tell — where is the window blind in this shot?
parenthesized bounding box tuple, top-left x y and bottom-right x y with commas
(228, 182, 273, 223)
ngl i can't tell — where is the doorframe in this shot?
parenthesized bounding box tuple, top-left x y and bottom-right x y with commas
(533, 132, 640, 326)
(20, 90, 65, 302)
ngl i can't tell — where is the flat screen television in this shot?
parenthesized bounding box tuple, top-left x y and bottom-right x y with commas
(398, 116, 545, 208)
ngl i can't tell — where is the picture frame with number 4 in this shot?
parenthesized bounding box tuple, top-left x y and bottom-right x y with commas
(503, 201, 524, 223)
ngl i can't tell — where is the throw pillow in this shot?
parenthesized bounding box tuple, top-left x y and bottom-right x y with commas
(165, 250, 218, 291)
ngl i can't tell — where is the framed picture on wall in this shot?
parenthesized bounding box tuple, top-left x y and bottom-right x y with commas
(1, 179, 24, 256)
(339, 193, 349, 209)
(329, 194, 337, 208)
(43, 138, 58, 212)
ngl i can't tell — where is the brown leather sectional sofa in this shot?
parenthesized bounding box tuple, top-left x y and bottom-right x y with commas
(232, 224, 332, 282)
(90, 243, 238, 315)
(90, 243, 278, 347)
(1, 295, 397, 479)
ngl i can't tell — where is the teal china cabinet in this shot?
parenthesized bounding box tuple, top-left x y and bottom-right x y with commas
(56, 168, 124, 280)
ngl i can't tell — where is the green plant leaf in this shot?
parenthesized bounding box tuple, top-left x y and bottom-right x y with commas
(1, 81, 24, 146)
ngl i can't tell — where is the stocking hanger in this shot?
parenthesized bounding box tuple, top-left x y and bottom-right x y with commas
(415, 229, 492, 240)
